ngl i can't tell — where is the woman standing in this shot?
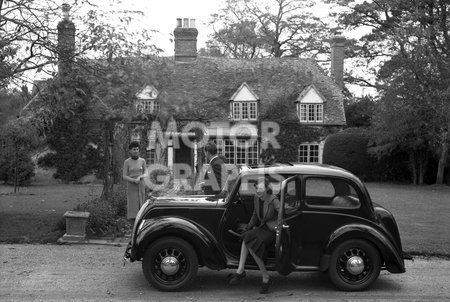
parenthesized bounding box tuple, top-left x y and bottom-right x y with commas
(122, 141, 147, 221)
(229, 176, 280, 294)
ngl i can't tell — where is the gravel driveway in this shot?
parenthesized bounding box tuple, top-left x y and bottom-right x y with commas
(1, 243, 449, 301)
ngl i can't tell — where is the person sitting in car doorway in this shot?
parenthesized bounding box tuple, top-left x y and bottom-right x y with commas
(229, 176, 280, 294)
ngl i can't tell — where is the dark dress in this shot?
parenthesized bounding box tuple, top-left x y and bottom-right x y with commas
(242, 193, 280, 259)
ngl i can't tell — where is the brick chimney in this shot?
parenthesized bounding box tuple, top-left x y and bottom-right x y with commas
(330, 35, 346, 90)
(57, 3, 75, 77)
(173, 18, 198, 62)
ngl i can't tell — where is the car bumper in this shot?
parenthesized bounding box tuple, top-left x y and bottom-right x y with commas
(123, 241, 134, 263)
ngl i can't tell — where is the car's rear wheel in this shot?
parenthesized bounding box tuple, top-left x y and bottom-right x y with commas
(142, 237, 198, 291)
(328, 239, 381, 291)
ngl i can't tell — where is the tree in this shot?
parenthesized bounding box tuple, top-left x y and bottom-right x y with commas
(0, 0, 160, 88)
(327, 0, 450, 184)
(345, 95, 376, 128)
(0, 87, 29, 125)
(0, 118, 40, 189)
(36, 69, 104, 182)
(207, 0, 332, 58)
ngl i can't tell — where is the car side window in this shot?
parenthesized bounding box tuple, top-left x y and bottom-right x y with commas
(239, 177, 258, 196)
(304, 177, 360, 208)
(285, 179, 297, 206)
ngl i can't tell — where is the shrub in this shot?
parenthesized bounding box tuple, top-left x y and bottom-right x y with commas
(0, 119, 40, 185)
(66, 184, 129, 237)
(323, 129, 382, 181)
(0, 155, 35, 185)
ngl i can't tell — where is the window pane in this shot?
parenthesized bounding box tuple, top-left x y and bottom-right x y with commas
(239, 176, 258, 196)
(224, 139, 235, 164)
(300, 104, 307, 122)
(236, 139, 246, 165)
(308, 105, 315, 122)
(305, 178, 335, 198)
(316, 104, 323, 122)
(310, 145, 319, 163)
(250, 102, 257, 119)
(146, 149, 156, 164)
(298, 145, 308, 162)
(242, 103, 249, 119)
(329, 178, 361, 208)
(247, 140, 258, 165)
(233, 102, 241, 120)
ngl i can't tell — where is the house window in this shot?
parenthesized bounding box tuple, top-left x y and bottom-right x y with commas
(236, 139, 246, 165)
(249, 102, 257, 119)
(212, 138, 258, 165)
(231, 102, 258, 120)
(146, 148, 157, 164)
(298, 144, 319, 163)
(299, 104, 323, 123)
(141, 100, 159, 115)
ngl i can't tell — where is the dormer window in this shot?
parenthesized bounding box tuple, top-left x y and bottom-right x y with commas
(296, 85, 325, 123)
(229, 82, 259, 121)
(141, 100, 160, 114)
(136, 84, 160, 115)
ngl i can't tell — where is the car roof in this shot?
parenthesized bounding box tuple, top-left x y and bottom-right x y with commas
(240, 163, 361, 183)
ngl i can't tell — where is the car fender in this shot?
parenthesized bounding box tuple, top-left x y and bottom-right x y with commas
(322, 224, 405, 273)
(134, 216, 227, 270)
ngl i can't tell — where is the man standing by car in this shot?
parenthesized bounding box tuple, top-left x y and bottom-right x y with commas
(202, 141, 227, 195)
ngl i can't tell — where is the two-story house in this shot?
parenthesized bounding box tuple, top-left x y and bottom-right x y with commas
(126, 18, 346, 179)
(46, 9, 347, 184)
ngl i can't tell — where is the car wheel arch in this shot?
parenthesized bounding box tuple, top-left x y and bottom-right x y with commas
(323, 225, 402, 270)
(136, 217, 227, 269)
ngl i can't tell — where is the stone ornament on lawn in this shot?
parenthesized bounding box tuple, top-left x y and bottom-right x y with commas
(60, 211, 90, 242)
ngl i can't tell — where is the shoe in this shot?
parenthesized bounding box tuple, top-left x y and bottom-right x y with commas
(228, 271, 246, 285)
(259, 276, 273, 294)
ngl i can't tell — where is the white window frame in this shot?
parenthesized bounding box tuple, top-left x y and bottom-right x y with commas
(212, 138, 258, 165)
(146, 148, 157, 164)
(298, 143, 319, 163)
(298, 104, 323, 123)
(142, 99, 159, 115)
(231, 101, 258, 121)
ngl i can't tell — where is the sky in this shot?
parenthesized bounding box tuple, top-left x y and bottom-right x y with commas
(96, 0, 333, 56)
(101, 0, 228, 55)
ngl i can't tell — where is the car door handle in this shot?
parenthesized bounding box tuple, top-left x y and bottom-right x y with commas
(282, 224, 289, 229)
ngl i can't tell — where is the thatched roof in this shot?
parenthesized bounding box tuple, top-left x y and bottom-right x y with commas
(135, 55, 346, 125)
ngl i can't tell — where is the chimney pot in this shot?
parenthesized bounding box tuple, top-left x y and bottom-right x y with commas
(58, 3, 76, 77)
(173, 18, 198, 62)
(62, 3, 70, 21)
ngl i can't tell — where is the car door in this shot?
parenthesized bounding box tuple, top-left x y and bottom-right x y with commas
(297, 176, 364, 267)
(274, 175, 301, 276)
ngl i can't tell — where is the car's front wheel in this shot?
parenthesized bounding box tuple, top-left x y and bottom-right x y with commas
(142, 237, 198, 291)
(328, 239, 381, 291)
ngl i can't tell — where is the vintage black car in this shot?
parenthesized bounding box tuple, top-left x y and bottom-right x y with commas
(124, 163, 407, 292)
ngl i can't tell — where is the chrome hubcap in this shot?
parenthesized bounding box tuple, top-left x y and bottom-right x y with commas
(346, 256, 365, 275)
(160, 256, 180, 275)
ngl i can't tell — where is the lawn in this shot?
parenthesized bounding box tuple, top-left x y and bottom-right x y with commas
(0, 183, 103, 243)
(365, 182, 450, 256)
(0, 181, 449, 256)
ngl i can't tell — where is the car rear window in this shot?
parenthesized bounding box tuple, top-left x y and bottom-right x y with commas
(304, 177, 360, 208)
